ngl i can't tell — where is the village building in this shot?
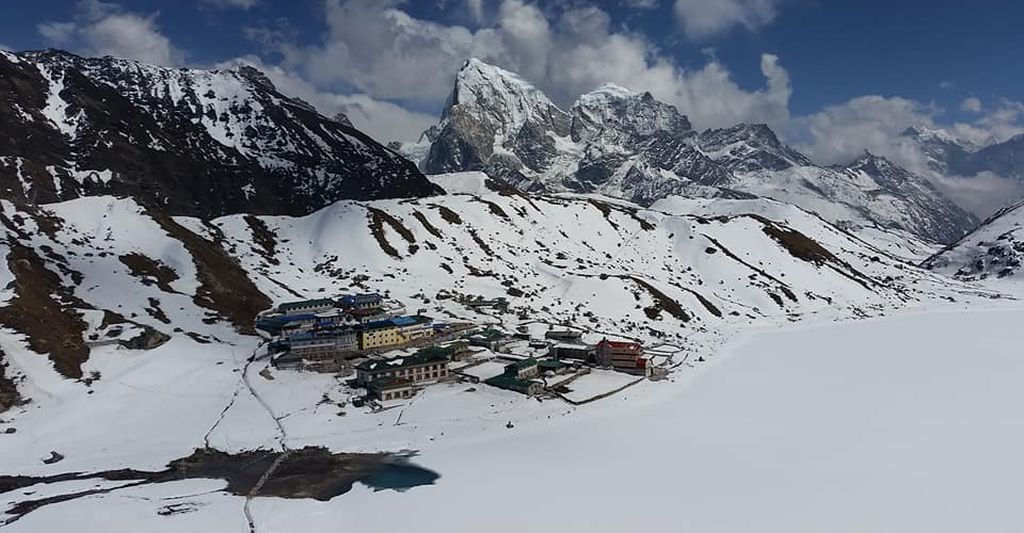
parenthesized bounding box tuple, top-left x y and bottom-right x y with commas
(467, 328, 513, 350)
(357, 315, 434, 350)
(278, 298, 336, 316)
(464, 297, 509, 311)
(595, 338, 650, 376)
(367, 376, 415, 401)
(256, 313, 317, 335)
(504, 358, 539, 379)
(346, 306, 389, 324)
(358, 320, 403, 350)
(271, 351, 304, 370)
(545, 329, 583, 343)
(392, 315, 434, 341)
(548, 343, 595, 361)
(339, 293, 383, 310)
(288, 328, 359, 360)
(355, 349, 451, 387)
(538, 358, 570, 375)
(485, 361, 545, 397)
(485, 374, 544, 396)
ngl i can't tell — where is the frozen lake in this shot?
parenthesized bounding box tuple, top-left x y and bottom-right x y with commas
(335, 308, 1024, 532)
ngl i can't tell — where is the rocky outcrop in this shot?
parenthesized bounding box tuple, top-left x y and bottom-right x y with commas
(0, 49, 440, 218)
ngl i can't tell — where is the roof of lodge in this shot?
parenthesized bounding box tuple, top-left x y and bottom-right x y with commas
(279, 298, 335, 310)
(287, 328, 358, 342)
(363, 315, 432, 330)
(485, 374, 541, 393)
(356, 349, 450, 372)
(597, 338, 642, 349)
(339, 293, 383, 305)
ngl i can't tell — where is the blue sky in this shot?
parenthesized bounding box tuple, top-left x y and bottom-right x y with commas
(2, 0, 1021, 163)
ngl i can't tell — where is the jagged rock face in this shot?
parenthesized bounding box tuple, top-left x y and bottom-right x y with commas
(699, 124, 812, 173)
(413, 58, 976, 242)
(904, 126, 1024, 180)
(570, 85, 691, 146)
(421, 61, 734, 205)
(901, 126, 974, 175)
(424, 58, 570, 179)
(0, 50, 439, 218)
(962, 134, 1024, 180)
(923, 200, 1024, 279)
(835, 154, 979, 243)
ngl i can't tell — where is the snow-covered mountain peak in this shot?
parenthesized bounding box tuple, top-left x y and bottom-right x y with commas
(923, 199, 1024, 279)
(571, 84, 691, 145)
(698, 123, 811, 172)
(449, 57, 567, 131)
(411, 60, 977, 243)
(902, 125, 969, 147)
(422, 58, 571, 178)
(0, 49, 439, 217)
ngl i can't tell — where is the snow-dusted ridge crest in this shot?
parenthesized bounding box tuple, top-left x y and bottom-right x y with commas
(0, 49, 440, 218)
(923, 199, 1024, 279)
(404, 58, 977, 244)
(0, 175, 993, 415)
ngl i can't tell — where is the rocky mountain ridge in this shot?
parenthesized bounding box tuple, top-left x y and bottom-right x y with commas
(405, 58, 977, 244)
(0, 49, 440, 218)
(923, 199, 1024, 279)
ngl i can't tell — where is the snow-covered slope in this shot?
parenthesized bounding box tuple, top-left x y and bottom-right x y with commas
(0, 181, 982, 415)
(0, 49, 439, 217)
(923, 200, 1024, 279)
(0, 181, 1002, 528)
(407, 58, 976, 243)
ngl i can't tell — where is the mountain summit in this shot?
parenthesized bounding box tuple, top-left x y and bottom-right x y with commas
(0, 49, 440, 217)
(406, 58, 977, 243)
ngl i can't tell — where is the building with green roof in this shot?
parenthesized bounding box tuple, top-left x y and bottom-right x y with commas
(484, 374, 544, 397)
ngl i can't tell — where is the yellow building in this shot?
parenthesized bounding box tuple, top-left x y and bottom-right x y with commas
(359, 323, 403, 350)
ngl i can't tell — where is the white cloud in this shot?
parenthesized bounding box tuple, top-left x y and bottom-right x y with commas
(278, 0, 791, 131)
(623, 0, 660, 8)
(37, 0, 183, 66)
(929, 172, 1024, 218)
(220, 55, 436, 143)
(789, 95, 935, 170)
(466, 0, 485, 22)
(788, 94, 1024, 217)
(202, 0, 259, 8)
(673, 0, 778, 40)
(951, 99, 1024, 145)
(961, 97, 983, 113)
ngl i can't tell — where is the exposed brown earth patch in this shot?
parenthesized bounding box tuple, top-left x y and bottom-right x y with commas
(625, 276, 690, 322)
(411, 210, 443, 239)
(433, 205, 463, 225)
(474, 198, 509, 219)
(152, 215, 270, 334)
(118, 253, 179, 293)
(0, 242, 89, 379)
(0, 348, 21, 413)
(244, 215, 279, 265)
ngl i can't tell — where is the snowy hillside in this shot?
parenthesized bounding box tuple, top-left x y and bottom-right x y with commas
(0, 170, 1005, 529)
(406, 59, 976, 243)
(0, 49, 439, 217)
(0, 173, 987, 415)
(923, 200, 1024, 279)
